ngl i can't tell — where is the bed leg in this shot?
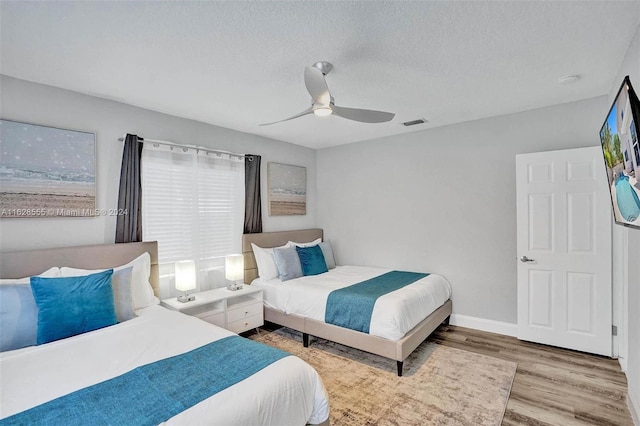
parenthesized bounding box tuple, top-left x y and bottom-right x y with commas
(443, 315, 450, 326)
(396, 361, 403, 377)
(303, 333, 309, 348)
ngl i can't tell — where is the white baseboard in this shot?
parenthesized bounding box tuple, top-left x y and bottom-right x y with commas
(449, 314, 518, 337)
(629, 392, 640, 426)
(619, 356, 628, 373)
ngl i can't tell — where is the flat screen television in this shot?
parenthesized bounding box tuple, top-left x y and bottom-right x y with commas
(599, 75, 640, 229)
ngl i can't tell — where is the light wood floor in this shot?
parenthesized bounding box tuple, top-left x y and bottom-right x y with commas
(428, 324, 633, 426)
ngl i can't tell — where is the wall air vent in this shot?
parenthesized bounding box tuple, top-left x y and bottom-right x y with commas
(402, 118, 428, 127)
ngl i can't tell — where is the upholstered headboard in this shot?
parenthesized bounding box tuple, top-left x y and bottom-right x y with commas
(242, 229, 323, 283)
(0, 241, 160, 296)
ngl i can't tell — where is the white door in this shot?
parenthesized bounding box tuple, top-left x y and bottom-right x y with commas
(516, 147, 612, 356)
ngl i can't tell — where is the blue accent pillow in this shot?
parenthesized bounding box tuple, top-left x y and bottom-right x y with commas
(274, 247, 303, 281)
(30, 269, 117, 345)
(0, 285, 38, 351)
(296, 245, 329, 276)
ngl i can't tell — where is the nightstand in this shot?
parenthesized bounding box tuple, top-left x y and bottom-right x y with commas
(161, 286, 264, 333)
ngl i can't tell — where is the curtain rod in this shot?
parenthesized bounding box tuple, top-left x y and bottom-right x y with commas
(118, 136, 247, 160)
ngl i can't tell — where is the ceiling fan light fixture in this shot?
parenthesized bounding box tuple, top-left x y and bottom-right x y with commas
(313, 106, 333, 117)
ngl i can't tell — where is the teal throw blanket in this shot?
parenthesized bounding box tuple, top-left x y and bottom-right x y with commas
(1, 336, 289, 426)
(325, 270, 428, 333)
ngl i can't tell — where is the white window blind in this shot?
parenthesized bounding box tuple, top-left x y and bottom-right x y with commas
(141, 143, 244, 295)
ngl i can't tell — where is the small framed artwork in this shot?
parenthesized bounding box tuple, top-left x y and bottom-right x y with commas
(268, 162, 306, 215)
(0, 119, 96, 218)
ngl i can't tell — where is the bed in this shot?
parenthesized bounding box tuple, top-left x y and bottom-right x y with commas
(242, 229, 453, 376)
(0, 242, 330, 425)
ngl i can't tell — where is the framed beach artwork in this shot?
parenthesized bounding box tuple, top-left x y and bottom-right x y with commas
(268, 162, 306, 215)
(0, 119, 96, 218)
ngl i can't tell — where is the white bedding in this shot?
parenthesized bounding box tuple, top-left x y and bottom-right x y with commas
(253, 265, 452, 341)
(0, 305, 329, 425)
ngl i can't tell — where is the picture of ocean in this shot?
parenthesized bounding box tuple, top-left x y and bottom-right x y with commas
(268, 162, 306, 215)
(0, 120, 96, 217)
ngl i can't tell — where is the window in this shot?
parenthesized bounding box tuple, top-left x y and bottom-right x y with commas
(141, 143, 244, 295)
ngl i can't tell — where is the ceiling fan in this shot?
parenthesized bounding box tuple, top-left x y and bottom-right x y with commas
(259, 61, 395, 126)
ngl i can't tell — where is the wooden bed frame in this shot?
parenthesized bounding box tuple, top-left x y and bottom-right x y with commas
(242, 229, 452, 376)
(0, 241, 160, 296)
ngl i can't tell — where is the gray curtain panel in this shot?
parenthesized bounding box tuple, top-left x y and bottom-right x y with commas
(115, 134, 143, 243)
(244, 154, 263, 234)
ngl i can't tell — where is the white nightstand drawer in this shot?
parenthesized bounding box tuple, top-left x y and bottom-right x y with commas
(227, 301, 262, 323)
(227, 314, 263, 334)
(196, 311, 225, 328)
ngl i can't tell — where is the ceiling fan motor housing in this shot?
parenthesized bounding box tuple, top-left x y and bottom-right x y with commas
(312, 61, 333, 75)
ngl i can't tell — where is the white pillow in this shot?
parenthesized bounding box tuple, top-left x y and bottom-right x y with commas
(319, 241, 336, 269)
(0, 267, 61, 284)
(60, 252, 159, 310)
(288, 238, 322, 248)
(251, 242, 291, 281)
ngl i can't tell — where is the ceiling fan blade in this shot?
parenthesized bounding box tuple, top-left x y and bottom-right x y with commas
(304, 66, 331, 105)
(331, 105, 395, 123)
(259, 106, 314, 126)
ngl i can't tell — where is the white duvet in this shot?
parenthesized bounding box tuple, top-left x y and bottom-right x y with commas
(0, 305, 329, 425)
(254, 265, 452, 341)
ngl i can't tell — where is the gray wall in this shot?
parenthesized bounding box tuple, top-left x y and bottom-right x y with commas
(317, 96, 608, 324)
(0, 75, 316, 251)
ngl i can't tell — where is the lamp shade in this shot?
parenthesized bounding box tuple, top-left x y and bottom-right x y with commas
(175, 260, 196, 292)
(225, 254, 244, 281)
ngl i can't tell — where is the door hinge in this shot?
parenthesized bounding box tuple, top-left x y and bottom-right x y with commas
(612, 325, 618, 336)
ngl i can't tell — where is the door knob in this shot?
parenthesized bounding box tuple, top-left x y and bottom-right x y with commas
(520, 256, 535, 263)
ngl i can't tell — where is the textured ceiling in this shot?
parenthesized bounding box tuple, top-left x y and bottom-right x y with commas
(1, 1, 639, 149)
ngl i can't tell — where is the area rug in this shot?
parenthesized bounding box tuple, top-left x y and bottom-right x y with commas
(253, 328, 516, 426)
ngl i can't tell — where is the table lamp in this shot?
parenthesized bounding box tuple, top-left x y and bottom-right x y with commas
(225, 254, 244, 291)
(175, 260, 196, 302)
